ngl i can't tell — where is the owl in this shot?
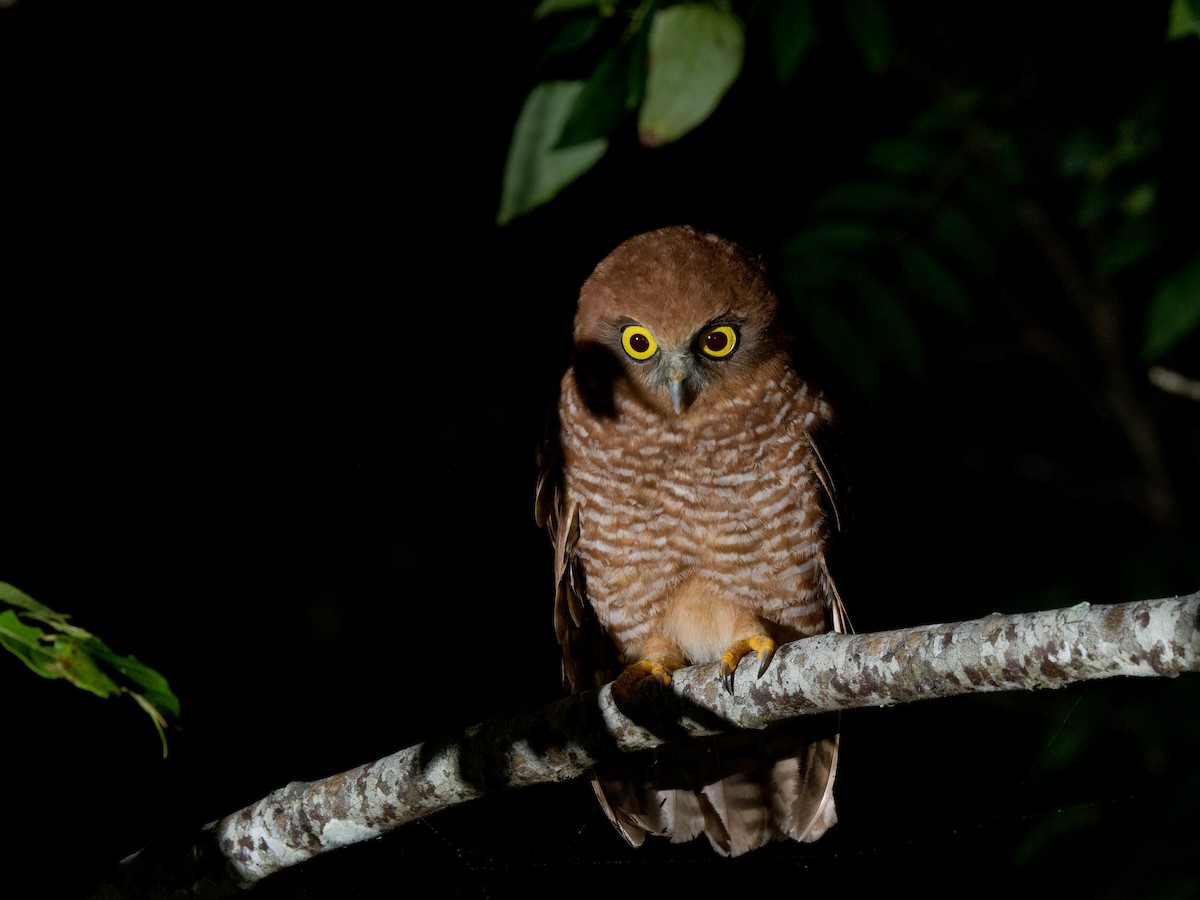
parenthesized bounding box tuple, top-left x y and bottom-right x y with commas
(535, 225, 849, 857)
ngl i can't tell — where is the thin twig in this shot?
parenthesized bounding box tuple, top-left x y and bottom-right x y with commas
(1149, 365, 1200, 401)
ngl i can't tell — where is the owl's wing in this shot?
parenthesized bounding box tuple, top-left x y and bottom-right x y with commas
(535, 414, 619, 693)
(804, 406, 853, 637)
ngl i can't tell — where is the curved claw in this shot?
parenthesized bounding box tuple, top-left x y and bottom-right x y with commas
(718, 635, 776, 695)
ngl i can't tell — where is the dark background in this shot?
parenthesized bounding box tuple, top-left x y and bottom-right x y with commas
(3, 2, 1198, 897)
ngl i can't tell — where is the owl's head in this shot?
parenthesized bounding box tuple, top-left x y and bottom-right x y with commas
(572, 225, 790, 418)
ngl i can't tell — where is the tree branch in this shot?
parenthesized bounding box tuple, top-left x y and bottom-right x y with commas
(95, 592, 1199, 898)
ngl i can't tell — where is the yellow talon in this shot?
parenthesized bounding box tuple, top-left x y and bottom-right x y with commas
(718, 635, 776, 694)
(612, 657, 682, 706)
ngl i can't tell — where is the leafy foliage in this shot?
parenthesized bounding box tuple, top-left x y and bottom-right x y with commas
(779, 90, 995, 393)
(498, 80, 609, 227)
(1144, 257, 1200, 361)
(499, 1, 748, 224)
(1169, 0, 1200, 40)
(501, 0, 1200, 402)
(0, 581, 179, 756)
(636, 3, 743, 147)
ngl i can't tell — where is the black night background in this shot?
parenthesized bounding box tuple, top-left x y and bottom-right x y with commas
(3, 2, 1198, 897)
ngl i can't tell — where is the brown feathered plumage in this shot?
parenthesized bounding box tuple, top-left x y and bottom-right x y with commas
(535, 225, 848, 857)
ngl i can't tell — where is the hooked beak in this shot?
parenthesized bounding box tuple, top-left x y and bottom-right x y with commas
(667, 366, 689, 414)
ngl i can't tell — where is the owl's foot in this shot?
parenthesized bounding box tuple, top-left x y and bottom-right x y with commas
(718, 635, 776, 694)
(612, 657, 683, 707)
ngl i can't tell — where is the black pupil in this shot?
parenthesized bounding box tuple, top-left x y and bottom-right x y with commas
(706, 330, 728, 352)
(629, 333, 650, 353)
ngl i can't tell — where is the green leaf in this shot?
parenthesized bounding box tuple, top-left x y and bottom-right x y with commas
(1167, 0, 1200, 39)
(764, 0, 816, 83)
(1012, 806, 1099, 870)
(804, 298, 880, 396)
(0, 580, 55, 617)
(928, 204, 995, 276)
(1121, 181, 1158, 217)
(899, 242, 974, 324)
(2, 581, 181, 756)
(558, 43, 636, 148)
(1143, 257, 1200, 361)
(1100, 216, 1160, 278)
(497, 80, 609, 226)
(622, 12, 652, 110)
(780, 224, 876, 291)
(0, 609, 58, 676)
(784, 223, 877, 258)
(1059, 129, 1106, 179)
(49, 634, 122, 698)
(985, 131, 1027, 185)
(534, 0, 608, 19)
(89, 640, 182, 721)
(851, 274, 924, 376)
(539, 15, 605, 65)
(911, 90, 982, 137)
(1075, 181, 1118, 226)
(0, 609, 119, 697)
(637, 3, 744, 147)
(866, 138, 943, 177)
(840, 0, 890, 73)
(811, 181, 917, 217)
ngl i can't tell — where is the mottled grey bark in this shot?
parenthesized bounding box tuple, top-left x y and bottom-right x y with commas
(96, 593, 1199, 898)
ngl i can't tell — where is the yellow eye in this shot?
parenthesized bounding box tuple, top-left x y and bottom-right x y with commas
(621, 324, 658, 361)
(700, 325, 737, 358)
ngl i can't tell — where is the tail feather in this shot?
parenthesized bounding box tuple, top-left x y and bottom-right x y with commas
(591, 717, 839, 857)
(776, 732, 839, 842)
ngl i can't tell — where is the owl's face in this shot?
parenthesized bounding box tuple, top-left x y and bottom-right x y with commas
(572, 226, 787, 418)
(607, 312, 745, 415)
